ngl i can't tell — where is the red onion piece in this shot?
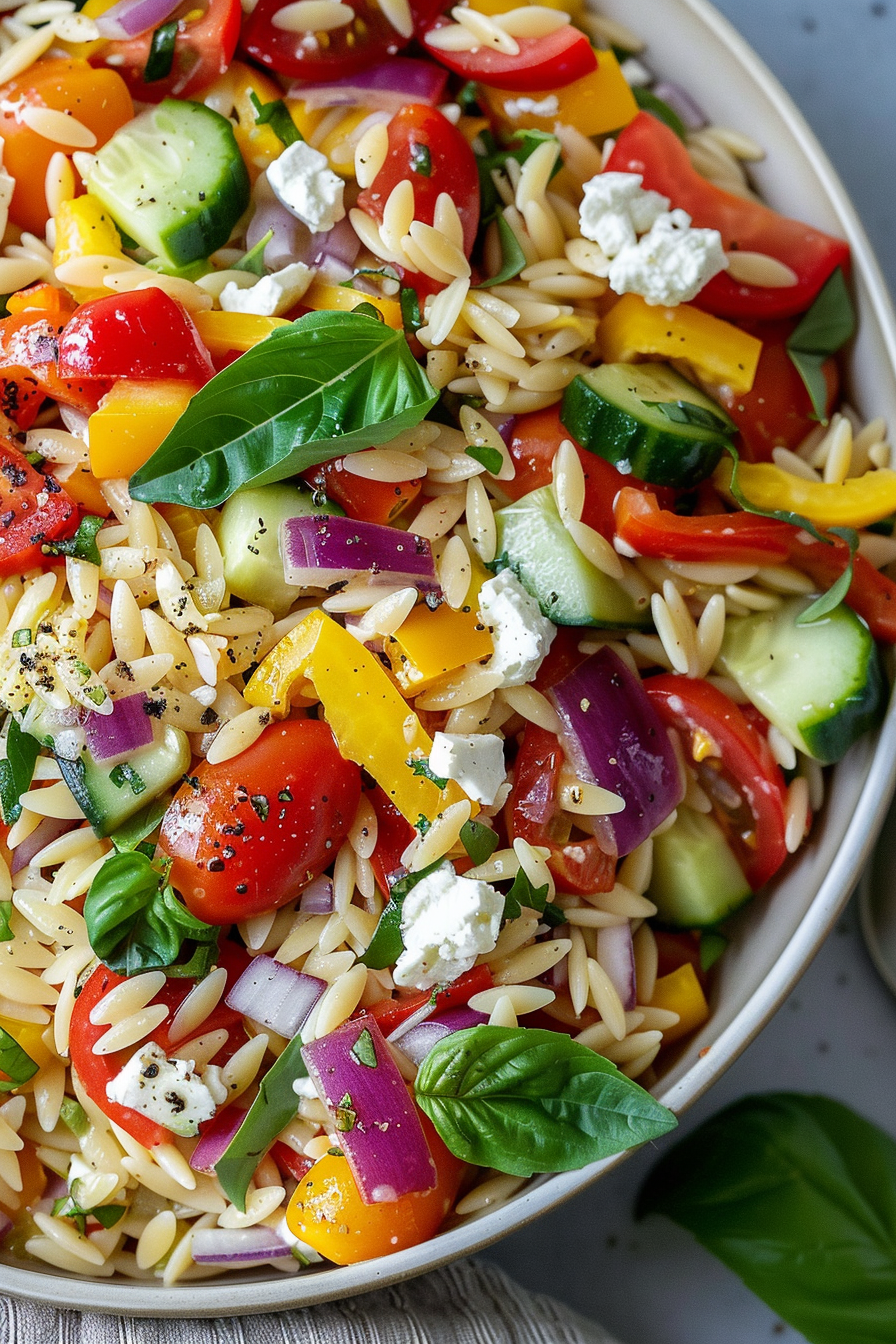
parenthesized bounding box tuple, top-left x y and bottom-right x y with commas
(225, 955, 326, 1040)
(84, 693, 152, 764)
(651, 81, 707, 130)
(247, 180, 360, 275)
(96, 583, 114, 618)
(191, 1225, 293, 1263)
(11, 817, 78, 874)
(302, 1017, 437, 1204)
(95, 0, 180, 38)
(190, 1106, 248, 1175)
(281, 515, 438, 591)
(299, 875, 334, 914)
(289, 57, 448, 113)
(596, 924, 637, 1012)
(398, 1007, 487, 1067)
(549, 647, 684, 857)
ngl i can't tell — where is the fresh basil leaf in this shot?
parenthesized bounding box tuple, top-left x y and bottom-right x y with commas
(216, 1032, 308, 1212)
(798, 526, 859, 624)
(460, 819, 500, 866)
(53, 1196, 126, 1236)
(144, 19, 177, 82)
(0, 716, 41, 825)
(352, 301, 384, 323)
(0, 1024, 38, 1093)
(249, 91, 302, 147)
(400, 286, 423, 335)
(644, 399, 734, 435)
(476, 129, 561, 223)
(466, 444, 503, 475)
(457, 80, 482, 115)
(129, 312, 439, 507)
(0, 901, 11, 942)
(416, 1026, 677, 1176)
(478, 213, 527, 288)
(632, 87, 687, 140)
(502, 867, 549, 923)
(84, 849, 218, 977)
(699, 930, 727, 971)
(637, 1093, 896, 1344)
(407, 756, 448, 789)
(787, 269, 856, 421)
(233, 229, 273, 277)
(360, 860, 443, 970)
(42, 513, 105, 567)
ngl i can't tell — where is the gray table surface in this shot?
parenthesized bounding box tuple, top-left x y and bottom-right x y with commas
(484, 2, 896, 1339)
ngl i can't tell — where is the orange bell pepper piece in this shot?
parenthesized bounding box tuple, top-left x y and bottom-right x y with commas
(649, 962, 710, 1044)
(88, 380, 198, 479)
(480, 49, 638, 138)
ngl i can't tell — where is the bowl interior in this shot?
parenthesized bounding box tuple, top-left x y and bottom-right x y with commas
(4, 0, 896, 1315)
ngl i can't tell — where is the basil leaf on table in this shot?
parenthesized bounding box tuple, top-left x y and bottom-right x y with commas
(787, 268, 856, 421)
(415, 1026, 677, 1176)
(638, 1093, 896, 1344)
(129, 311, 439, 508)
(0, 715, 41, 826)
(84, 848, 219, 977)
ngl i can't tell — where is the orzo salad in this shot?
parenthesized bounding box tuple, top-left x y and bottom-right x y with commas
(0, 0, 892, 1285)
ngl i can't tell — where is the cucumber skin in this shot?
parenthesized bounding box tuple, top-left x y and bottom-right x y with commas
(648, 808, 753, 929)
(719, 598, 886, 765)
(219, 484, 343, 618)
(561, 366, 731, 489)
(57, 726, 191, 838)
(493, 486, 650, 629)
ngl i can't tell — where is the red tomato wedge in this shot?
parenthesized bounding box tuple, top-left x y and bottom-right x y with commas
(91, 0, 241, 100)
(422, 19, 597, 91)
(242, 0, 444, 80)
(0, 437, 79, 577)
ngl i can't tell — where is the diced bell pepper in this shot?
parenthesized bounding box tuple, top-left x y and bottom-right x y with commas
(88, 379, 198, 479)
(480, 49, 638, 138)
(53, 196, 128, 304)
(649, 962, 710, 1044)
(302, 278, 403, 330)
(714, 458, 896, 530)
(191, 310, 290, 359)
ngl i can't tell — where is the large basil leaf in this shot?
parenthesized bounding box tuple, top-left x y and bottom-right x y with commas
(129, 311, 438, 507)
(415, 1026, 677, 1176)
(0, 716, 41, 826)
(637, 1093, 896, 1344)
(84, 849, 218, 977)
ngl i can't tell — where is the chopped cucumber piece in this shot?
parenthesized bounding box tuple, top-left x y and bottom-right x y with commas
(57, 725, 191, 837)
(561, 361, 736, 488)
(648, 807, 752, 929)
(718, 596, 885, 764)
(86, 100, 250, 269)
(493, 485, 650, 628)
(219, 484, 343, 618)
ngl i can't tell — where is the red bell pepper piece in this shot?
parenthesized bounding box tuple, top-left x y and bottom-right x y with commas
(364, 965, 494, 1037)
(613, 486, 795, 565)
(366, 785, 418, 898)
(58, 290, 215, 384)
(0, 308, 110, 428)
(605, 113, 851, 321)
(787, 533, 896, 643)
(422, 19, 596, 92)
(0, 437, 79, 576)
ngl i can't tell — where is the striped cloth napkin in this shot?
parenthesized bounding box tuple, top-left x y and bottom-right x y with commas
(1, 1258, 625, 1344)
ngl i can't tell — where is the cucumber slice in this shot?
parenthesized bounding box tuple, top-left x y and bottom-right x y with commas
(219, 484, 343, 618)
(494, 485, 650, 629)
(57, 726, 191, 837)
(718, 596, 886, 764)
(561, 362, 736, 488)
(648, 807, 752, 929)
(86, 100, 250, 269)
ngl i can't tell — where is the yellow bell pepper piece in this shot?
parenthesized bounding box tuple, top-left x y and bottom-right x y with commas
(481, 50, 638, 138)
(597, 292, 762, 395)
(649, 963, 710, 1045)
(192, 310, 290, 358)
(472, 0, 584, 18)
(201, 62, 285, 178)
(714, 458, 896, 530)
(317, 107, 376, 177)
(245, 610, 471, 822)
(52, 196, 126, 303)
(52, 462, 108, 517)
(0, 1015, 55, 1079)
(88, 380, 196, 480)
(156, 503, 219, 566)
(302, 278, 403, 331)
(385, 552, 492, 692)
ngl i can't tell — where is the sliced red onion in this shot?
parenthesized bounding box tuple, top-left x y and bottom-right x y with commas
(281, 516, 438, 591)
(302, 1016, 437, 1204)
(247, 180, 361, 275)
(289, 57, 447, 113)
(225, 955, 326, 1040)
(651, 81, 707, 131)
(84, 693, 152, 764)
(549, 647, 684, 857)
(299, 875, 334, 914)
(191, 1225, 293, 1264)
(596, 924, 637, 1012)
(96, 583, 114, 618)
(95, 0, 180, 38)
(398, 1007, 487, 1067)
(190, 1106, 247, 1175)
(11, 817, 78, 874)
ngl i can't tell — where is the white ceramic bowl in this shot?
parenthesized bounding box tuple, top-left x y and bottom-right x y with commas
(4, 0, 896, 1315)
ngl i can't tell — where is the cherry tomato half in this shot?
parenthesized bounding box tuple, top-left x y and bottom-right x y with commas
(422, 19, 597, 92)
(242, 0, 444, 80)
(158, 719, 362, 925)
(58, 290, 215, 384)
(90, 0, 241, 101)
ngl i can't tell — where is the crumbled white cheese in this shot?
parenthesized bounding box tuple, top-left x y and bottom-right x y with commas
(218, 261, 313, 317)
(266, 141, 346, 234)
(394, 861, 503, 991)
(579, 170, 727, 305)
(200, 1063, 229, 1107)
(106, 1042, 217, 1138)
(503, 94, 560, 119)
(429, 732, 506, 807)
(478, 570, 556, 688)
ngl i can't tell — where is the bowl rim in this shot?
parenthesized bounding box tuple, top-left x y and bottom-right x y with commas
(4, 0, 896, 1315)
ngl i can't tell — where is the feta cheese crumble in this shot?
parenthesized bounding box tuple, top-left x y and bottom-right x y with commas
(579, 170, 727, 305)
(105, 1042, 217, 1138)
(394, 861, 504, 991)
(478, 570, 556, 688)
(267, 141, 346, 234)
(429, 731, 506, 807)
(218, 261, 313, 317)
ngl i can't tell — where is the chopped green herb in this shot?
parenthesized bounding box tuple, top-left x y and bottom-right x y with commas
(11, 628, 31, 648)
(632, 87, 687, 140)
(41, 514, 105, 567)
(400, 285, 423, 335)
(478, 213, 527, 288)
(408, 756, 448, 788)
(250, 794, 270, 822)
(327, 1146, 344, 1157)
(249, 90, 303, 148)
(409, 141, 432, 176)
(143, 19, 177, 83)
(0, 1024, 38, 1093)
(0, 901, 12, 943)
(52, 1196, 126, 1236)
(502, 867, 550, 923)
(416, 813, 431, 835)
(233, 229, 273, 277)
(60, 1097, 89, 1138)
(465, 444, 503, 475)
(786, 268, 856, 422)
(351, 1028, 378, 1068)
(460, 819, 500, 866)
(109, 763, 147, 796)
(0, 717, 41, 826)
(352, 300, 385, 322)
